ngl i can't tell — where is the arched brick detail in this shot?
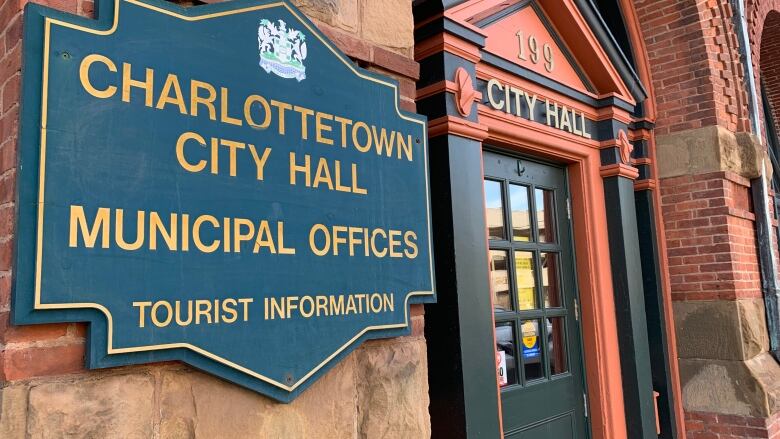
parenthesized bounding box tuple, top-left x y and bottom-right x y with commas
(633, 0, 750, 135)
(747, 0, 780, 139)
(747, 0, 780, 70)
(759, 11, 780, 135)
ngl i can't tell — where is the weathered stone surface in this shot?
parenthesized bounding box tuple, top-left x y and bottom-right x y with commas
(680, 353, 780, 417)
(356, 337, 430, 439)
(291, 0, 358, 33)
(159, 354, 358, 439)
(680, 359, 759, 416)
(673, 299, 769, 361)
(0, 383, 29, 439)
(26, 373, 155, 439)
(1, 336, 431, 438)
(746, 352, 780, 415)
(656, 125, 763, 179)
(360, 0, 414, 54)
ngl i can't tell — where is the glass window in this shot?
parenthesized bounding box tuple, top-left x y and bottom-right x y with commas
(521, 319, 544, 381)
(485, 180, 505, 240)
(514, 251, 537, 310)
(547, 317, 568, 375)
(535, 188, 556, 243)
(489, 250, 513, 312)
(541, 252, 562, 308)
(495, 321, 518, 386)
(509, 184, 532, 242)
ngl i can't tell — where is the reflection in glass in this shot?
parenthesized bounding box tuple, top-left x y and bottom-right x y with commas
(514, 251, 537, 310)
(495, 321, 518, 386)
(489, 250, 513, 312)
(521, 320, 544, 381)
(510, 184, 532, 242)
(485, 180, 505, 240)
(535, 188, 556, 243)
(548, 317, 568, 375)
(541, 252, 562, 308)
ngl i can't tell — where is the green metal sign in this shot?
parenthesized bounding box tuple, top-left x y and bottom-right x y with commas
(14, 0, 434, 402)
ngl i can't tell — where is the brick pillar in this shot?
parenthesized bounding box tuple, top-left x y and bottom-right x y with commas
(634, 0, 780, 436)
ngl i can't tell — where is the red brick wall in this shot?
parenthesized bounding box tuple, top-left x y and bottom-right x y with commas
(0, 0, 423, 384)
(633, 0, 751, 136)
(662, 171, 760, 302)
(0, 0, 97, 383)
(686, 410, 780, 439)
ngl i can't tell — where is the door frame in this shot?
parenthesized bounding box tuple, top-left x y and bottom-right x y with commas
(476, 103, 628, 439)
(482, 147, 592, 437)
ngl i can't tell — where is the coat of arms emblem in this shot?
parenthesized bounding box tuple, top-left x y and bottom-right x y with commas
(258, 19, 307, 81)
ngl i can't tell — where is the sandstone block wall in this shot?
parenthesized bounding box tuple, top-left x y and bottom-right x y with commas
(0, 0, 431, 438)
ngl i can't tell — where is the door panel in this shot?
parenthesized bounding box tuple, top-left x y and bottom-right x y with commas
(483, 150, 588, 438)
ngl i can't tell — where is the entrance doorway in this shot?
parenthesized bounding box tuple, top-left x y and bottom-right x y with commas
(483, 150, 589, 438)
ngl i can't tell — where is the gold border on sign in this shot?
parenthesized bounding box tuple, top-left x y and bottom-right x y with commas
(34, 0, 434, 393)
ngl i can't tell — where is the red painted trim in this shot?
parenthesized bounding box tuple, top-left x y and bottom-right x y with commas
(599, 163, 640, 180)
(475, 109, 628, 439)
(416, 80, 456, 100)
(428, 116, 490, 141)
(415, 33, 482, 63)
(633, 158, 652, 166)
(634, 179, 657, 191)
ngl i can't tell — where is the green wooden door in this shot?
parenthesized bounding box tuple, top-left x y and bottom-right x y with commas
(483, 150, 589, 438)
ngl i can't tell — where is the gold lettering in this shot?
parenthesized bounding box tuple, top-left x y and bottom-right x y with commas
(334, 116, 353, 148)
(115, 209, 145, 251)
(313, 157, 334, 190)
(79, 54, 117, 99)
(69, 205, 110, 248)
(247, 145, 271, 180)
(316, 112, 334, 145)
(190, 80, 217, 120)
(122, 62, 154, 107)
(149, 212, 177, 251)
(352, 121, 372, 152)
(220, 139, 245, 177)
(270, 100, 292, 135)
(404, 231, 418, 258)
(294, 105, 314, 140)
(133, 301, 152, 328)
(175, 131, 207, 173)
(234, 218, 255, 253)
(152, 301, 173, 327)
(192, 215, 220, 253)
(220, 87, 242, 126)
(289, 152, 311, 186)
(156, 73, 187, 114)
(309, 224, 330, 256)
(244, 95, 272, 129)
(222, 298, 238, 323)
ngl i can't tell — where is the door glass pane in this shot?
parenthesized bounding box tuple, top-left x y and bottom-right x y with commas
(489, 250, 513, 312)
(514, 251, 537, 310)
(509, 184, 532, 242)
(541, 252, 562, 308)
(548, 317, 569, 375)
(535, 188, 556, 243)
(521, 320, 544, 381)
(495, 321, 518, 387)
(485, 180, 506, 240)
